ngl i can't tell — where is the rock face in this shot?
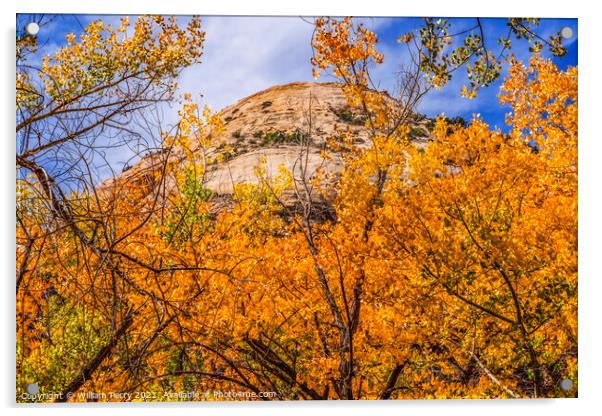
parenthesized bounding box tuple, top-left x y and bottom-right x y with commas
(202, 82, 356, 196)
(218, 82, 370, 148)
(203, 146, 342, 195)
(100, 82, 430, 205)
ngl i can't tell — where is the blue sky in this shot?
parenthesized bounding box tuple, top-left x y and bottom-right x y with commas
(369, 16, 578, 130)
(17, 14, 578, 176)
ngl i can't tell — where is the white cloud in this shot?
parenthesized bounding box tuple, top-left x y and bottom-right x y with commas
(172, 16, 316, 116)
(169, 16, 400, 121)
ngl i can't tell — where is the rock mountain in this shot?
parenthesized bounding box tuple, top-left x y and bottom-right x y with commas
(100, 82, 432, 207)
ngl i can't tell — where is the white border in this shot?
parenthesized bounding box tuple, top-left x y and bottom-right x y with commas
(3, 1, 600, 415)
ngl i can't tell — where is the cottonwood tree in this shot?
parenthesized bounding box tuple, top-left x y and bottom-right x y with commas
(380, 55, 577, 397)
(16, 15, 211, 400)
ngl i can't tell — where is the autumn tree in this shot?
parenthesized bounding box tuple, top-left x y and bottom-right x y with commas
(16, 15, 209, 400)
(379, 54, 577, 397)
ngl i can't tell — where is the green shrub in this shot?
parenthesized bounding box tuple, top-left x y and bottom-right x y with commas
(333, 107, 367, 126)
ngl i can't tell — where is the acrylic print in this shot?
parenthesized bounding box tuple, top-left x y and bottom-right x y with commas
(16, 15, 578, 402)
